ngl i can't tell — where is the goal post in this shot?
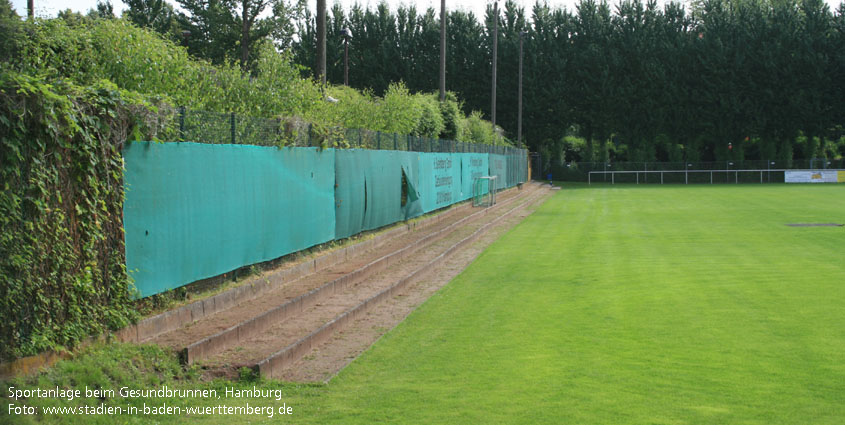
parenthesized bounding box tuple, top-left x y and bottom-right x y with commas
(473, 176, 498, 207)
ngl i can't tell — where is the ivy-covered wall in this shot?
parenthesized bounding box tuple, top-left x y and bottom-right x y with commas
(0, 71, 163, 360)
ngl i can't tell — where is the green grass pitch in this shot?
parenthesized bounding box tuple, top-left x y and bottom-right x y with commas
(6, 184, 844, 424)
(297, 184, 845, 424)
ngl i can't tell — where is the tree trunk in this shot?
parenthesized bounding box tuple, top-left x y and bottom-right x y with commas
(240, 0, 250, 68)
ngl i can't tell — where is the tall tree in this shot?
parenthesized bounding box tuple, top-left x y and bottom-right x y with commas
(290, 0, 845, 161)
(177, 0, 303, 68)
(571, 0, 615, 161)
(91, 0, 114, 18)
(0, 0, 20, 62)
(124, 0, 180, 37)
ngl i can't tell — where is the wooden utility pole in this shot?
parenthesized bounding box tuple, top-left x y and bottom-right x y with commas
(518, 31, 525, 147)
(491, 1, 498, 129)
(28, 0, 34, 19)
(343, 37, 349, 86)
(439, 0, 446, 102)
(316, 0, 327, 87)
(342, 28, 351, 86)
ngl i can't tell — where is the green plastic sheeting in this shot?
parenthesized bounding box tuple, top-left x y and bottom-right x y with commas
(505, 152, 526, 188)
(419, 153, 465, 213)
(123, 142, 336, 297)
(489, 154, 509, 188)
(334, 150, 422, 240)
(123, 144, 526, 298)
(335, 151, 494, 236)
(461, 154, 489, 200)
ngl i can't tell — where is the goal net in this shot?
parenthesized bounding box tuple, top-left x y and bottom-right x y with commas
(473, 176, 498, 207)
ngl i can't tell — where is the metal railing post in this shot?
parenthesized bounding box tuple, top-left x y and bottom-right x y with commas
(230, 112, 236, 144)
(179, 106, 186, 142)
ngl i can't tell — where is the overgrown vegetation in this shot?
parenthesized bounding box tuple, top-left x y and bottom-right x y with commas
(12, 17, 317, 119)
(0, 342, 323, 425)
(0, 72, 168, 360)
(0, 343, 195, 425)
(4, 12, 508, 147)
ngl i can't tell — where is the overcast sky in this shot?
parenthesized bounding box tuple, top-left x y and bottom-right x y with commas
(10, 0, 842, 22)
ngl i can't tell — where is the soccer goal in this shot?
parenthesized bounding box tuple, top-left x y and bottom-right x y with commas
(473, 176, 498, 207)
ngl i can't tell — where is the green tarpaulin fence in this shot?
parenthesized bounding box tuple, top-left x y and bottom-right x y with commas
(334, 150, 423, 239)
(489, 154, 509, 189)
(123, 142, 336, 297)
(124, 142, 527, 297)
(462, 154, 489, 200)
(419, 153, 464, 213)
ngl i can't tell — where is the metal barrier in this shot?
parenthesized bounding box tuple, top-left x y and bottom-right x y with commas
(588, 169, 845, 185)
(538, 159, 845, 182)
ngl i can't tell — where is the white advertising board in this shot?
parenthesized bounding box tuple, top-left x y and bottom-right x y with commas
(784, 170, 839, 183)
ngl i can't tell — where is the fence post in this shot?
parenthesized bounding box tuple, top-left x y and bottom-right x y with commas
(179, 106, 186, 142)
(377, 132, 381, 150)
(308, 123, 312, 147)
(394, 133, 398, 150)
(230, 112, 236, 144)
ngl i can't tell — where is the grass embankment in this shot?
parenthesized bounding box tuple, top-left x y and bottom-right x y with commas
(4, 184, 844, 424)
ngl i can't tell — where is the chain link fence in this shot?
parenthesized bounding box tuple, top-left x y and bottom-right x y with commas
(159, 107, 522, 156)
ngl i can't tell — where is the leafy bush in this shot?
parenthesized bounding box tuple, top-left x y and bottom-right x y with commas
(459, 110, 510, 146)
(439, 92, 463, 140)
(372, 82, 422, 135)
(414, 94, 444, 138)
(13, 18, 318, 120)
(10, 17, 512, 148)
(461, 111, 488, 145)
(560, 135, 587, 162)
